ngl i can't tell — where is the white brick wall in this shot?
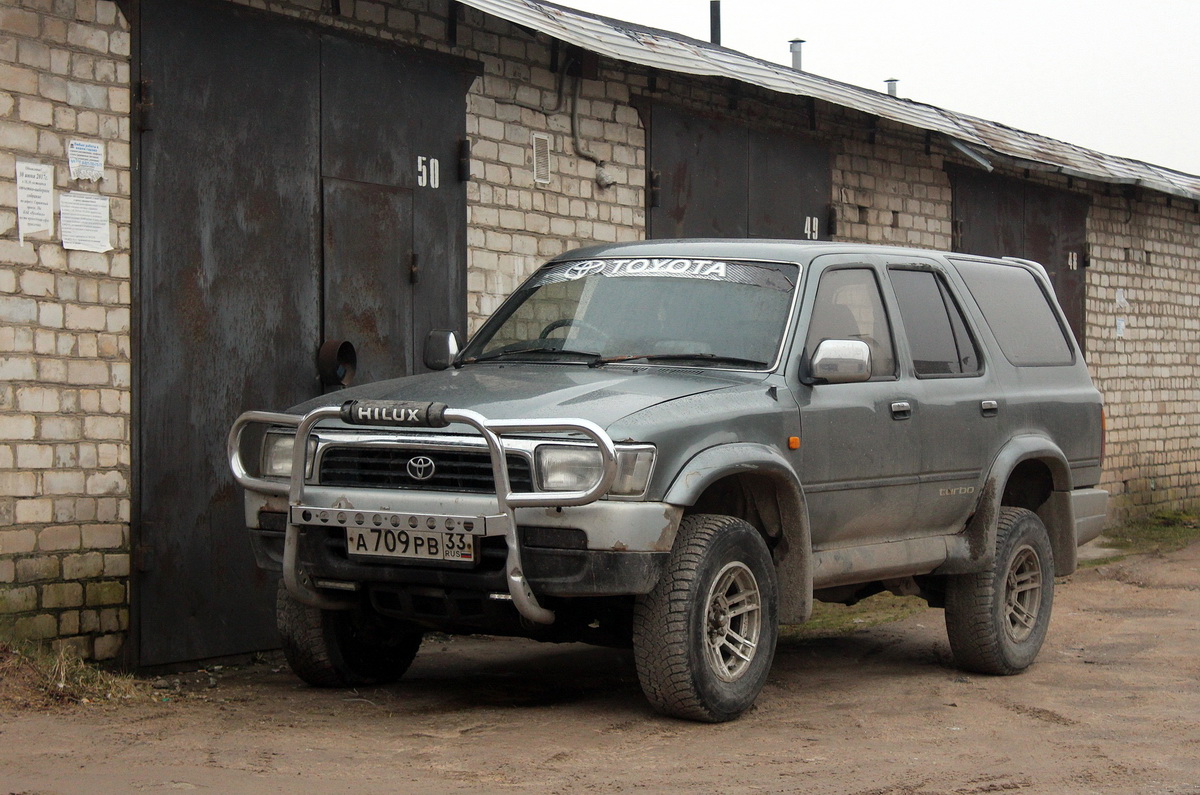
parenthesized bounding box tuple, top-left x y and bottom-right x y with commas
(0, 0, 131, 659)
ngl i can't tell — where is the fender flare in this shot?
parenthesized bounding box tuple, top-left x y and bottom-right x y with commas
(665, 443, 813, 623)
(938, 434, 1076, 576)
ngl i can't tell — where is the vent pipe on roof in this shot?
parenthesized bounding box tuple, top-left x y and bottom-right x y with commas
(789, 39, 804, 71)
(710, 1, 721, 45)
(885, 78, 899, 97)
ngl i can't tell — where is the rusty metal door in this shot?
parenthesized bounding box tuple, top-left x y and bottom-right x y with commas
(649, 105, 830, 240)
(321, 35, 471, 381)
(747, 128, 831, 240)
(138, 0, 322, 665)
(137, 0, 472, 665)
(949, 166, 1089, 347)
(1024, 184, 1089, 347)
(323, 181, 415, 383)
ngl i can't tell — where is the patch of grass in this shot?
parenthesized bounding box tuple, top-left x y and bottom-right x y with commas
(1085, 509, 1200, 565)
(0, 641, 152, 709)
(779, 592, 928, 644)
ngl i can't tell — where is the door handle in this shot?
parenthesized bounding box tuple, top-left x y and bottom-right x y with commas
(981, 399, 999, 417)
(891, 401, 912, 420)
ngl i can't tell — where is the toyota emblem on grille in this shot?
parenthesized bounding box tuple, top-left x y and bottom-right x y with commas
(406, 456, 436, 481)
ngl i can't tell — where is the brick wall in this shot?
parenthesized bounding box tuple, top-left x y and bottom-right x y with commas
(0, 0, 132, 659)
(1, 0, 1197, 658)
(1085, 191, 1200, 513)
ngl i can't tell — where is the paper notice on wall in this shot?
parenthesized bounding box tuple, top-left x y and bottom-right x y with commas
(16, 161, 55, 245)
(67, 140, 105, 182)
(60, 191, 112, 253)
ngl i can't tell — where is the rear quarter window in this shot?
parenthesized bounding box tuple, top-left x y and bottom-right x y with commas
(950, 259, 1074, 366)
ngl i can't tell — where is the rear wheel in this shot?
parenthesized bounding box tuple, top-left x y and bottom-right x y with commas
(276, 580, 422, 687)
(944, 507, 1055, 675)
(633, 514, 778, 722)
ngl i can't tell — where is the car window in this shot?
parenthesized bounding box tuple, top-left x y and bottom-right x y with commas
(805, 267, 896, 379)
(889, 268, 982, 377)
(950, 259, 1074, 366)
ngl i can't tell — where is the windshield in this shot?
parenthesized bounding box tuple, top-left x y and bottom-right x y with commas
(461, 257, 800, 369)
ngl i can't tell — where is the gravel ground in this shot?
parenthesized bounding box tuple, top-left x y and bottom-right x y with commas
(2, 539, 1198, 794)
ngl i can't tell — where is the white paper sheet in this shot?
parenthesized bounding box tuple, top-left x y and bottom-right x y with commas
(16, 161, 54, 244)
(60, 191, 112, 253)
(67, 140, 106, 182)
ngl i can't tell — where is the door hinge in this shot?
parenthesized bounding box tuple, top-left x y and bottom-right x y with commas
(135, 78, 154, 131)
(134, 543, 155, 572)
(458, 139, 471, 182)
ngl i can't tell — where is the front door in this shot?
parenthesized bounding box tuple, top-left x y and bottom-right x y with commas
(795, 255, 921, 550)
(136, 0, 472, 665)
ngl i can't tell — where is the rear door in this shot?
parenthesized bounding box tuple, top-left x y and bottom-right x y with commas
(882, 255, 1000, 535)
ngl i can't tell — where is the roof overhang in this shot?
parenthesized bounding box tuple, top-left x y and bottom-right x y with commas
(457, 0, 1200, 202)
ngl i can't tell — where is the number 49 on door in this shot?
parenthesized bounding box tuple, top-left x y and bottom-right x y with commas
(804, 215, 820, 240)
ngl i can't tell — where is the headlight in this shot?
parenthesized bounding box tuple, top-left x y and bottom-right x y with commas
(535, 445, 655, 497)
(260, 431, 316, 479)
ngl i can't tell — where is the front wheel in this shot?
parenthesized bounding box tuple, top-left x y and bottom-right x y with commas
(633, 514, 778, 722)
(276, 580, 423, 687)
(944, 507, 1055, 675)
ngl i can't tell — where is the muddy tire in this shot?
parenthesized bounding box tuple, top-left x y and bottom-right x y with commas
(276, 580, 422, 687)
(632, 514, 778, 722)
(945, 507, 1055, 675)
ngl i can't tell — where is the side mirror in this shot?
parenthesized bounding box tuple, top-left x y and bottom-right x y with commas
(810, 339, 871, 384)
(423, 329, 460, 371)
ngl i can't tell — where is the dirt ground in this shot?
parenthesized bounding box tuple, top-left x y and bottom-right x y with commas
(3, 541, 1198, 795)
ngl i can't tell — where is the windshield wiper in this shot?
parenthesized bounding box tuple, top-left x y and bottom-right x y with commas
(462, 346, 601, 365)
(589, 353, 768, 368)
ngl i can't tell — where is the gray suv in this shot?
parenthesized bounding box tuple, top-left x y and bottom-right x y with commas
(229, 241, 1108, 722)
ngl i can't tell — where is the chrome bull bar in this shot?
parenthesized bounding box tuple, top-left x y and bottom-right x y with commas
(228, 400, 618, 625)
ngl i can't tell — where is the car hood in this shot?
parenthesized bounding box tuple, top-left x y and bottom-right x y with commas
(290, 363, 764, 432)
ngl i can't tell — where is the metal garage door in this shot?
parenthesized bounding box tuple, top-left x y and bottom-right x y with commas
(136, 0, 474, 665)
(949, 165, 1089, 348)
(649, 104, 831, 241)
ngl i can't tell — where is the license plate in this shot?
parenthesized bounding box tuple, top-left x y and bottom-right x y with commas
(346, 526, 475, 563)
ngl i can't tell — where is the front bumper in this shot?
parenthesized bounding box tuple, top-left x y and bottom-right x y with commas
(230, 402, 673, 624)
(249, 514, 668, 597)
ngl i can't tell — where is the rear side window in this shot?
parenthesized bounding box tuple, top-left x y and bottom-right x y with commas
(889, 269, 981, 376)
(951, 259, 1074, 366)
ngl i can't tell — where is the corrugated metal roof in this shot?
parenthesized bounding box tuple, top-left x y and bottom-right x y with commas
(458, 0, 1200, 202)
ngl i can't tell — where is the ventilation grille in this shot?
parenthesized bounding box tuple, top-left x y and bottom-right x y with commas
(532, 133, 551, 185)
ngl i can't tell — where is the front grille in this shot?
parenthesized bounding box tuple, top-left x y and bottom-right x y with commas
(318, 447, 534, 493)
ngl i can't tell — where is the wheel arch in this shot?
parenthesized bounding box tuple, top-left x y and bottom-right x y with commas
(944, 435, 1079, 577)
(664, 443, 812, 622)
